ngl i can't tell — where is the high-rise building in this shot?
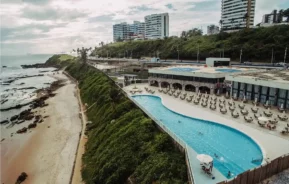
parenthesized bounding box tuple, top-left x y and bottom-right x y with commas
(113, 22, 129, 42)
(113, 21, 145, 42)
(221, 0, 256, 31)
(207, 25, 220, 35)
(145, 13, 169, 39)
(262, 10, 283, 24)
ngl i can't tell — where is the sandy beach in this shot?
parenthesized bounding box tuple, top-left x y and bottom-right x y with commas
(1, 72, 82, 184)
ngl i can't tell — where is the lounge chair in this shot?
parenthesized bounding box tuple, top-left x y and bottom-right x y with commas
(254, 114, 261, 120)
(277, 115, 288, 121)
(228, 101, 235, 106)
(151, 91, 155, 94)
(210, 105, 216, 110)
(238, 104, 245, 110)
(278, 107, 285, 113)
(258, 121, 265, 127)
(233, 96, 238, 101)
(219, 103, 225, 109)
(244, 116, 253, 123)
(229, 106, 235, 112)
(264, 111, 273, 117)
(220, 108, 227, 114)
(225, 95, 230, 99)
(158, 89, 163, 92)
(242, 99, 248, 103)
(241, 109, 249, 116)
(194, 100, 200, 105)
(180, 95, 186, 100)
(231, 111, 239, 118)
(251, 107, 258, 113)
(201, 102, 208, 107)
(263, 104, 270, 109)
(186, 97, 193, 102)
(252, 101, 259, 106)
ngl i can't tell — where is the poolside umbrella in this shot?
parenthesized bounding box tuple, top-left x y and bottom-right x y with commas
(258, 117, 269, 122)
(197, 154, 213, 164)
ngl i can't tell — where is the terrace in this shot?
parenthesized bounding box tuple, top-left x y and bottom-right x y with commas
(123, 83, 289, 184)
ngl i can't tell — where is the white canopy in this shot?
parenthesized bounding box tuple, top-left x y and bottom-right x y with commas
(197, 154, 213, 163)
(258, 117, 269, 122)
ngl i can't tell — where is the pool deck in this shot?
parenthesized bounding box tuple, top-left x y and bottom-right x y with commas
(124, 84, 289, 184)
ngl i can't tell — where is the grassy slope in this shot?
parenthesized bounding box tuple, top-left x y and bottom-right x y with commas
(93, 25, 289, 62)
(47, 56, 188, 184)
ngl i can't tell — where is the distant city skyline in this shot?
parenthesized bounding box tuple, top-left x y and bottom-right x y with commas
(1, 0, 288, 55)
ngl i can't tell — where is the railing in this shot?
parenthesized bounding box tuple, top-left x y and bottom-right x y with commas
(127, 95, 195, 184)
(217, 154, 289, 184)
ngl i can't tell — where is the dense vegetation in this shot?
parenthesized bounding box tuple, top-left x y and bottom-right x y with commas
(46, 56, 188, 184)
(92, 25, 289, 62)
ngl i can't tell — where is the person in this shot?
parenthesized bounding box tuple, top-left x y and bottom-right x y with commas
(178, 120, 181, 123)
(227, 171, 231, 177)
(214, 153, 219, 158)
(198, 132, 203, 135)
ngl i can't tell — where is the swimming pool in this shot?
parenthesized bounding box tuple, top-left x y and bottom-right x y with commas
(168, 67, 199, 72)
(132, 95, 262, 178)
(215, 69, 241, 73)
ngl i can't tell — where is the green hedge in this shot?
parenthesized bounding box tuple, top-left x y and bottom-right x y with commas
(63, 62, 188, 184)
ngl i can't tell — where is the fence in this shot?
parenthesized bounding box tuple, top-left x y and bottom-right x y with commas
(217, 154, 289, 184)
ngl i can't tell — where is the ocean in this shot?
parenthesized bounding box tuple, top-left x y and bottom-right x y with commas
(0, 54, 57, 122)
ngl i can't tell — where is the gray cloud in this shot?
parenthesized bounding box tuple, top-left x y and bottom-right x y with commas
(88, 14, 115, 23)
(1, 0, 51, 4)
(22, 6, 88, 21)
(1, 23, 67, 42)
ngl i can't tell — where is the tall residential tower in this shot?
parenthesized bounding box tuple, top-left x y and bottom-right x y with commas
(145, 13, 169, 39)
(221, 0, 256, 31)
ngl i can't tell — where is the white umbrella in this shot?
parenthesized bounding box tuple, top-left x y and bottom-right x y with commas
(258, 117, 269, 122)
(197, 154, 213, 163)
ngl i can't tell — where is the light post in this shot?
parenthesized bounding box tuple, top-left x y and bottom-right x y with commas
(284, 46, 287, 64)
(240, 48, 243, 63)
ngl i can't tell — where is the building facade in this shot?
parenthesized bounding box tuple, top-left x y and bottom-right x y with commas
(145, 13, 169, 39)
(113, 21, 145, 42)
(262, 10, 283, 24)
(113, 22, 129, 42)
(221, 0, 256, 31)
(226, 70, 289, 109)
(207, 25, 220, 35)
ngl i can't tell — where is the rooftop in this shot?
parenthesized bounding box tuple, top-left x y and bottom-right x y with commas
(226, 69, 289, 90)
(149, 65, 257, 78)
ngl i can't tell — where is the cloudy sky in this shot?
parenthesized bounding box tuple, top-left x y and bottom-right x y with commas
(1, 0, 288, 55)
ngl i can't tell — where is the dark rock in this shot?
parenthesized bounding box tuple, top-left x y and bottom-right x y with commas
(24, 114, 34, 120)
(10, 115, 19, 121)
(21, 63, 48, 68)
(1, 138, 5, 142)
(15, 172, 28, 184)
(19, 83, 25, 85)
(28, 122, 37, 129)
(1, 99, 8, 104)
(43, 115, 49, 118)
(0, 120, 9, 124)
(17, 87, 37, 90)
(2, 65, 7, 68)
(16, 127, 27, 134)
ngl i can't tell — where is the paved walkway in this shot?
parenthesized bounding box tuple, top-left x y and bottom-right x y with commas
(124, 84, 289, 184)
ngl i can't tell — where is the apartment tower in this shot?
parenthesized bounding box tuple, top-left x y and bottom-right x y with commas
(145, 13, 169, 39)
(221, 0, 256, 31)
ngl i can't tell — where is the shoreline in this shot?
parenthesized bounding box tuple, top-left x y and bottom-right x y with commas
(1, 71, 82, 184)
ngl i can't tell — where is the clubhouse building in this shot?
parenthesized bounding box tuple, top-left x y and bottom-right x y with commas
(148, 66, 253, 94)
(227, 69, 289, 109)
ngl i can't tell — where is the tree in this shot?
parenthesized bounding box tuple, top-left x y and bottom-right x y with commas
(283, 8, 289, 22)
(76, 47, 92, 63)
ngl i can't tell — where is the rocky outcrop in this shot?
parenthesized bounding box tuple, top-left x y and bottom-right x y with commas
(15, 172, 28, 184)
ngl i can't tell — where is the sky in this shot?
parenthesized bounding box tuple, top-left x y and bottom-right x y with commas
(1, 0, 288, 55)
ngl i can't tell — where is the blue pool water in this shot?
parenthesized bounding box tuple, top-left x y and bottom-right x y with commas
(215, 68, 241, 73)
(132, 95, 262, 178)
(168, 67, 199, 72)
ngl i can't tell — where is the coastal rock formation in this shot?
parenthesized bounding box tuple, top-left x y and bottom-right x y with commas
(16, 127, 27, 134)
(0, 120, 9, 124)
(28, 122, 37, 129)
(15, 172, 28, 184)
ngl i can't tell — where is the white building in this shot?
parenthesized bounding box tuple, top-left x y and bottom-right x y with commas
(145, 13, 169, 40)
(207, 25, 220, 35)
(221, 0, 256, 31)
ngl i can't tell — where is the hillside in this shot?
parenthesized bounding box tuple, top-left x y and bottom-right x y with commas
(92, 25, 289, 62)
(46, 56, 188, 184)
